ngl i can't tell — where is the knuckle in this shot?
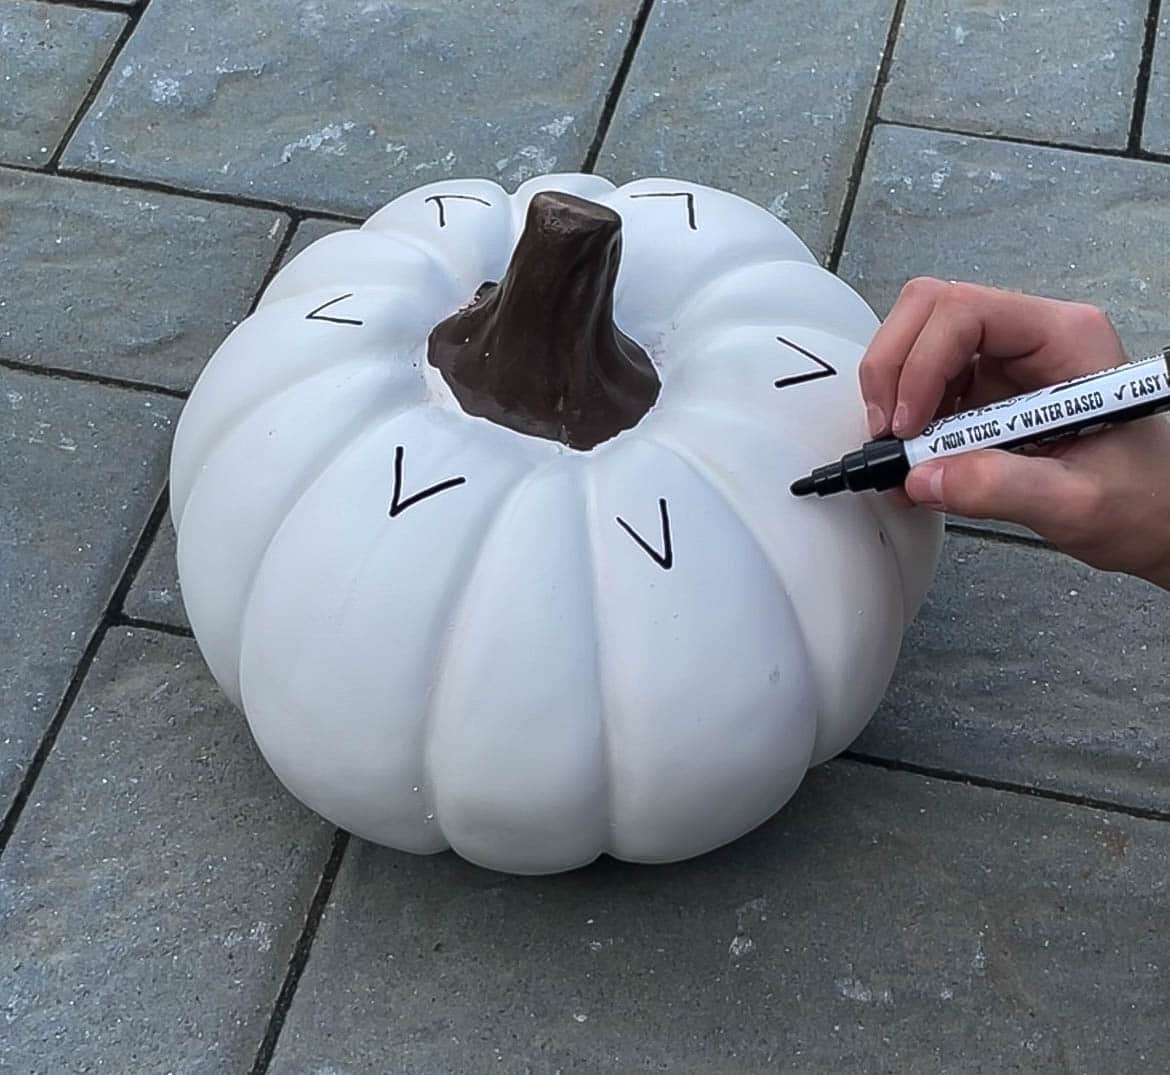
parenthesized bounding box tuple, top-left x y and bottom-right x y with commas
(1066, 301, 1112, 335)
(900, 276, 946, 303)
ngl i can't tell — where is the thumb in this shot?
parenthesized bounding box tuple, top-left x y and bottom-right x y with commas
(904, 449, 1085, 534)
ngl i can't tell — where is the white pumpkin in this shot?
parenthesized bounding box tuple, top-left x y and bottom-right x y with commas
(171, 173, 942, 875)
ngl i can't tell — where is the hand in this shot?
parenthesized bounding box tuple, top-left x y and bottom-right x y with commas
(859, 278, 1170, 591)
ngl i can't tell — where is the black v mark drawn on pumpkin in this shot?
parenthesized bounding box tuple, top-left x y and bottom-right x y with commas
(425, 193, 492, 227)
(389, 446, 466, 518)
(616, 498, 673, 570)
(628, 191, 698, 230)
(773, 335, 836, 389)
(306, 294, 364, 326)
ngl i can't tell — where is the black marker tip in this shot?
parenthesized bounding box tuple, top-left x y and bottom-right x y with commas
(790, 475, 815, 497)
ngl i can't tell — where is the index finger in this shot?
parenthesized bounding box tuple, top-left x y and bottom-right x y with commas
(860, 279, 1112, 438)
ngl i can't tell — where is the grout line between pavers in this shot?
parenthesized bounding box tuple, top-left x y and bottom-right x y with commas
(111, 614, 194, 639)
(0, 487, 171, 855)
(843, 752, 1170, 825)
(39, 0, 144, 16)
(0, 357, 188, 400)
(44, 0, 147, 172)
(49, 162, 357, 222)
(250, 830, 351, 1075)
(246, 216, 304, 317)
(827, 0, 909, 272)
(3, 158, 363, 227)
(582, 0, 657, 172)
(874, 116, 1170, 165)
(1129, 0, 1165, 152)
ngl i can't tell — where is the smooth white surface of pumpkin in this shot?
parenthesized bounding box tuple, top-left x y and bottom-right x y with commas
(170, 173, 942, 875)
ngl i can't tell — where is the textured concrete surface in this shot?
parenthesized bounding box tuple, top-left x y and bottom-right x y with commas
(0, 369, 178, 818)
(270, 763, 1170, 1074)
(123, 516, 186, 630)
(0, 629, 334, 1074)
(883, 0, 1146, 149)
(62, 0, 642, 216)
(0, 167, 286, 390)
(859, 533, 1170, 812)
(0, 0, 126, 167)
(598, 0, 899, 261)
(839, 124, 1170, 362)
(6, 3, 1170, 1071)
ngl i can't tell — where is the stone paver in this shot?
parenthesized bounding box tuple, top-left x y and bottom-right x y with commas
(882, 0, 1146, 150)
(270, 762, 1170, 1074)
(0, 369, 177, 820)
(282, 215, 351, 264)
(61, 0, 641, 217)
(858, 533, 1170, 813)
(597, 0, 899, 261)
(0, 0, 126, 167)
(1141, 5, 1170, 153)
(123, 516, 186, 630)
(0, 628, 334, 1075)
(839, 124, 1170, 362)
(0, 167, 286, 391)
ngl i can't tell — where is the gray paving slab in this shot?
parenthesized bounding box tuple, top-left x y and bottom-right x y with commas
(857, 532, 1170, 813)
(61, 0, 640, 216)
(0, 0, 126, 167)
(882, 0, 1145, 150)
(0, 627, 335, 1074)
(282, 215, 351, 264)
(1141, 5, 1170, 153)
(0, 368, 177, 820)
(596, 0, 899, 261)
(839, 125, 1170, 364)
(270, 762, 1170, 1074)
(123, 515, 186, 630)
(1, 167, 286, 392)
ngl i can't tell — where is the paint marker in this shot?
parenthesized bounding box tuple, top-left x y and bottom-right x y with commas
(789, 348, 1170, 497)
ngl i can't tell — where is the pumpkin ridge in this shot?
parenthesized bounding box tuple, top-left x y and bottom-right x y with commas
(173, 352, 420, 528)
(644, 427, 822, 748)
(662, 382, 914, 628)
(171, 305, 423, 526)
(421, 452, 581, 858)
(234, 400, 432, 705)
(579, 461, 616, 854)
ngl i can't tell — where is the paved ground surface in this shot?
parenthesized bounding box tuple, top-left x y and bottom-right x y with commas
(3, 1, 1169, 1071)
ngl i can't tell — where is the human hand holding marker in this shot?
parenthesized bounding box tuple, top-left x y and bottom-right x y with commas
(856, 278, 1170, 591)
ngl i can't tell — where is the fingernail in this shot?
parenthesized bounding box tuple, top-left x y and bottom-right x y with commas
(892, 402, 909, 435)
(865, 404, 886, 438)
(906, 462, 945, 506)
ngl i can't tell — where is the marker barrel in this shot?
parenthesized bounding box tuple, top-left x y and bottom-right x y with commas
(791, 348, 1170, 497)
(903, 348, 1170, 466)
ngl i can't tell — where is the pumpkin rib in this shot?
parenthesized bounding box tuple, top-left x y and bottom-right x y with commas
(234, 400, 433, 706)
(643, 427, 822, 739)
(580, 461, 616, 854)
(257, 229, 454, 309)
(420, 451, 583, 861)
(172, 350, 422, 528)
(656, 394, 911, 638)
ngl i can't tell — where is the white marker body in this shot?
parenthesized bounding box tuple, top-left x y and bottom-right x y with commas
(903, 351, 1170, 468)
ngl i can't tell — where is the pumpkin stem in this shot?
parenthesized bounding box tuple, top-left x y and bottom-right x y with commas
(427, 191, 660, 450)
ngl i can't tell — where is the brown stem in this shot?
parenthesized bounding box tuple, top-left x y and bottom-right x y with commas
(427, 191, 660, 450)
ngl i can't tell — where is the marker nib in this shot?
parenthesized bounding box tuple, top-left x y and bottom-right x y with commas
(790, 475, 815, 497)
